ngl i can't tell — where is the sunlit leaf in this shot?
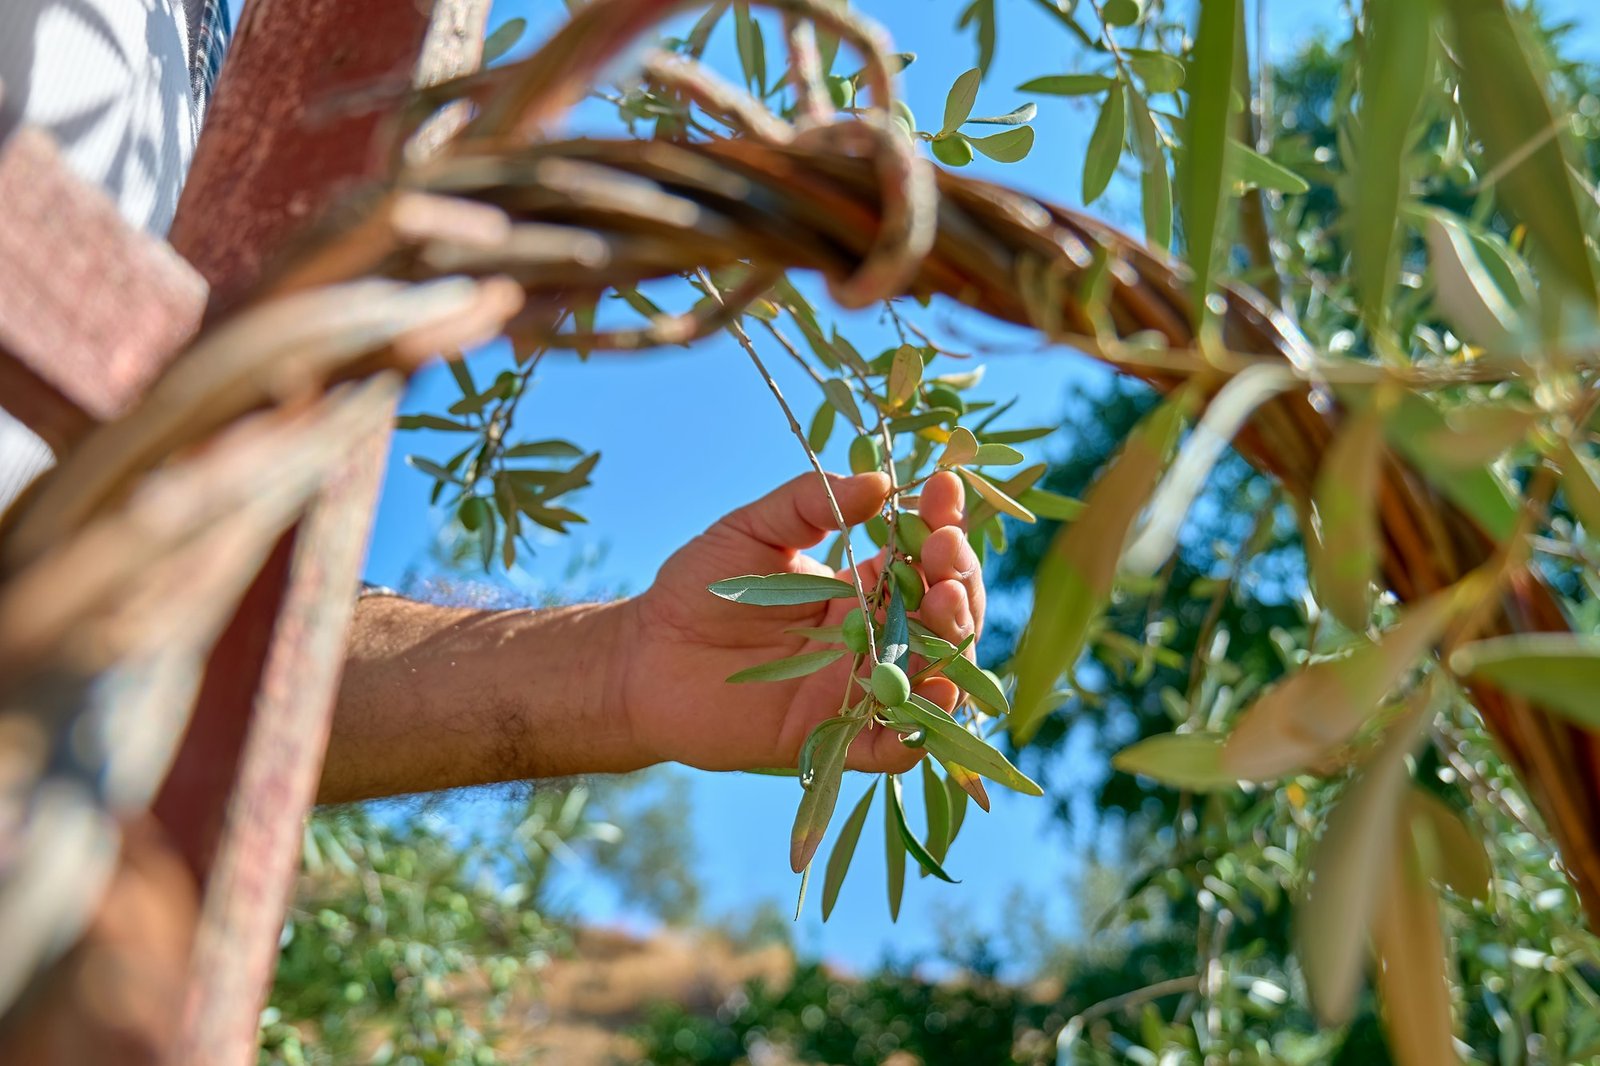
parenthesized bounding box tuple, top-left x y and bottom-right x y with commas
(898, 695, 1041, 795)
(1384, 392, 1519, 541)
(1011, 390, 1191, 742)
(1182, 0, 1239, 312)
(1449, 632, 1600, 729)
(940, 426, 980, 467)
(1442, 0, 1597, 299)
(1083, 83, 1127, 205)
(1017, 487, 1084, 521)
(1019, 73, 1117, 96)
(887, 345, 923, 409)
(808, 402, 835, 453)
(922, 759, 953, 866)
(885, 773, 907, 920)
(1227, 140, 1311, 194)
(822, 780, 877, 920)
(958, 468, 1036, 523)
(1411, 400, 1539, 469)
(1423, 208, 1525, 346)
(1373, 820, 1462, 1066)
(1129, 88, 1172, 249)
(967, 103, 1037, 126)
(790, 717, 866, 872)
(1126, 50, 1183, 93)
(889, 772, 957, 883)
(1351, 0, 1436, 327)
(941, 67, 984, 135)
(1309, 403, 1384, 631)
(1224, 585, 1466, 781)
(1407, 786, 1492, 903)
(968, 125, 1036, 163)
(726, 649, 845, 683)
(821, 378, 864, 429)
(971, 442, 1024, 466)
(1126, 365, 1298, 575)
(708, 573, 859, 605)
(1112, 733, 1236, 792)
(940, 757, 991, 812)
(1557, 440, 1600, 536)
(1298, 698, 1430, 1026)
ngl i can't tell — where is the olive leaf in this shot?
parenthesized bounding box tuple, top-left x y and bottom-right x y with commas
(726, 649, 844, 683)
(968, 126, 1035, 163)
(1112, 733, 1236, 792)
(939, 426, 980, 467)
(790, 717, 867, 872)
(940, 757, 991, 812)
(941, 67, 984, 136)
(896, 695, 1041, 796)
(885, 773, 907, 920)
(1182, 0, 1239, 310)
(708, 573, 859, 605)
(1406, 786, 1492, 903)
(1298, 697, 1431, 1026)
(1083, 83, 1127, 205)
(1308, 403, 1384, 632)
(481, 17, 526, 65)
(1011, 389, 1191, 741)
(881, 583, 910, 668)
(1124, 365, 1298, 576)
(1223, 583, 1466, 781)
(822, 780, 878, 920)
(1351, 0, 1436, 327)
(889, 771, 958, 883)
(1019, 73, 1116, 95)
(922, 759, 953, 867)
(1372, 820, 1461, 1066)
(1449, 633, 1600, 729)
(957, 468, 1036, 523)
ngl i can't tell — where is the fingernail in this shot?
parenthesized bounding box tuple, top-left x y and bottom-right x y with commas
(956, 541, 979, 578)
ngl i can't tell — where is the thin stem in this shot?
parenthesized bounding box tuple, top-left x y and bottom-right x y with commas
(698, 268, 880, 662)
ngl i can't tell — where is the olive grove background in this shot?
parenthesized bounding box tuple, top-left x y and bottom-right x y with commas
(262, 1, 1600, 1063)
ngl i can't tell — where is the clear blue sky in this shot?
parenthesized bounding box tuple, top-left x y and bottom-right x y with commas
(363, 0, 1600, 973)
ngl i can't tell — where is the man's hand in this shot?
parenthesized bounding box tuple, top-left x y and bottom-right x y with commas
(618, 469, 987, 775)
(321, 469, 987, 803)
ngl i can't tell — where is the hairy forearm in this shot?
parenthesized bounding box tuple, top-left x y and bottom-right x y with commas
(319, 594, 645, 804)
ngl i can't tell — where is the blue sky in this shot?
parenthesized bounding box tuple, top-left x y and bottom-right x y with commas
(364, 1, 1600, 973)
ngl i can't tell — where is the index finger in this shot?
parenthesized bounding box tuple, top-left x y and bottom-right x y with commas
(918, 469, 966, 531)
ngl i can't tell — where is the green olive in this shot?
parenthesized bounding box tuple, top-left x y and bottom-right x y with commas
(849, 433, 884, 474)
(458, 496, 490, 532)
(871, 662, 912, 707)
(899, 728, 926, 749)
(923, 384, 966, 416)
(931, 134, 974, 168)
(890, 558, 925, 611)
(842, 608, 872, 655)
(896, 513, 932, 561)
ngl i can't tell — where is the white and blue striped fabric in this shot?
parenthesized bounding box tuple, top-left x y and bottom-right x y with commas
(0, 0, 234, 514)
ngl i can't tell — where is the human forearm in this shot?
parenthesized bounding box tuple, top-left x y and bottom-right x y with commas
(319, 594, 645, 804)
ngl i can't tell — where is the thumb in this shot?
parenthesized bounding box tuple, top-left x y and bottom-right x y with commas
(724, 470, 890, 551)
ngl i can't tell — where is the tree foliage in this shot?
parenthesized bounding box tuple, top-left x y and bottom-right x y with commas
(272, 0, 1600, 1062)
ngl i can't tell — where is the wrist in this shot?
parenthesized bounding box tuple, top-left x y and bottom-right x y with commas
(512, 597, 653, 777)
